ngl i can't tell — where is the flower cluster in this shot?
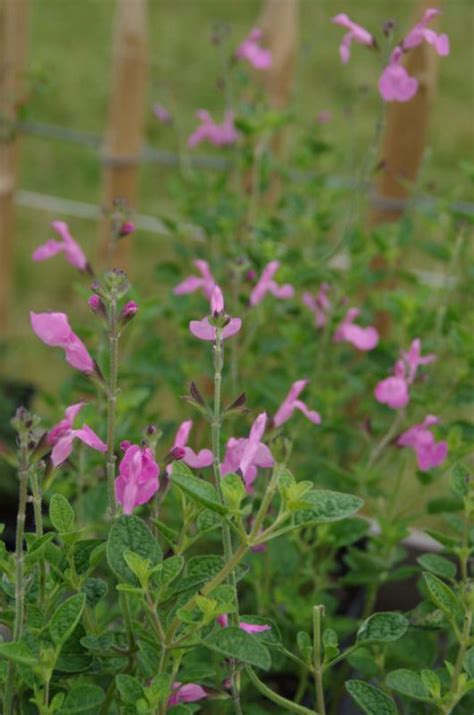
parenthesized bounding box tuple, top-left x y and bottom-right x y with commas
(235, 27, 272, 70)
(375, 338, 436, 410)
(188, 110, 239, 148)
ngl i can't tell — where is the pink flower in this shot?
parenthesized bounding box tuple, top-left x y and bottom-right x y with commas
(302, 283, 331, 328)
(188, 110, 239, 148)
(401, 338, 436, 384)
(334, 308, 379, 351)
(235, 27, 272, 70)
(115, 444, 160, 515)
(316, 110, 332, 124)
(221, 413, 274, 492)
(374, 374, 410, 410)
(88, 295, 101, 312)
(217, 614, 271, 634)
(174, 259, 216, 299)
(168, 682, 207, 707)
(398, 415, 448, 471)
(46, 402, 106, 467)
(119, 300, 138, 325)
(403, 8, 449, 56)
(250, 261, 295, 306)
(32, 221, 88, 271)
(375, 339, 436, 410)
(332, 13, 374, 64)
(30, 311, 95, 374)
(379, 48, 418, 103)
(153, 102, 172, 124)
(169, 420, 213, 470)
(189, 286, 242, 342)
(273, 380, 321, 428)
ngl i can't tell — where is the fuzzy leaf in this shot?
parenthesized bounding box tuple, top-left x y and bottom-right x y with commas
(49, 593, 86, 645)
(62, 684, 105, 713)
(386, 669, 430, 701)
(0, 641, 36, 666)
(107, 515, 162, 585)
(49, 493, 75, 532)
(417, 554, 456, 580)
(464, 647, 474, 679)
(156, 555, 185, 586)
(423, 572, 462, 619)
(357, 612, 409, 644)
(204, 626, 271, 670)
(116, 674, 145, 704)
(346, 680, 397, 714)
(294, 490, 363, 525)
(171, 462, 229, 514)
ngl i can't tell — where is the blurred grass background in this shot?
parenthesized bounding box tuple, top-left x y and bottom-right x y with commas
(3, 0, 474, 388)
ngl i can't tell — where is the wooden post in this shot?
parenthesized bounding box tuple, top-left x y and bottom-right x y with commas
(257, 0, 299, 203)
(369, 0, 442, 226)
(0, 0, 28, 333)
(99, 0, 148, 269)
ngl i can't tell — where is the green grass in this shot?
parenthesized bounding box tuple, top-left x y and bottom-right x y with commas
(3, 0, 474, 386)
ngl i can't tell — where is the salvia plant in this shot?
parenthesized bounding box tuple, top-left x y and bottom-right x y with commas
(1, 7, 473, 715)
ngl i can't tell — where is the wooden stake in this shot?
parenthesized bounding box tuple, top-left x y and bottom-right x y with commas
(0, 0, 28, 334)
(369, 0, 442, 226)
(99, 0, 148, 269)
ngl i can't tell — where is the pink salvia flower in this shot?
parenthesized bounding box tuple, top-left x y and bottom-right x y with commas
(221, 413, 274, 492)
(334, 308, 379, 351)
(379, 48, 418, 103)
(170, 420, 213, 470)
(235, 27, 272, 70)
(332, 13, 374, 64)
(189, 286, 242, 342)
(302, 283, 331, 328)
(153, 102, 172, 124)
(374, 374, 410, 410)
(401, 338, 436, 384)
(273, 380, 321, 428)
(30, 311, 95, 374)
(47, 402, 107, 467)
(32, 221, 88, 271)
(217, 614, 271, 633)
(398, 415, 448, 471)
(250, 261, 295, 306)
(174, 259, 216, 299)
(403, 8, 449, 56)
(168, 682, 207, 707)
(188, 109, 239, 149)
(115, 444, 160, 515)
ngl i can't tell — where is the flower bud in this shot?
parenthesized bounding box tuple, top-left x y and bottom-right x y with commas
(211, 285, 224, 315)
(118, 221, 135, 237)
(164, 446, 186, 466)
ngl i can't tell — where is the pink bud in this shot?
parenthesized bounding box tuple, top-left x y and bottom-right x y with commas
(119, 221, 135, 237)
(88, 295, 101, 312)
(211, 285, 224, 314)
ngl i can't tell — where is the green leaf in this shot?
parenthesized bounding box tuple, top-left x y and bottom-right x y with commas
(221, 472, 246, 510)
(116, 674, 145, 704)
(62, 684, 105, 713)
(423, 572, 462, 619)
(420, 669, 441, 698)
(25, 533, 55, 567)
(170, 462, 228, 514)
(107, 515, 162, 585)
(386, 669, 430, 701)
(450, 463, 470, 497)
(417, 553, 456, 580)
(82, 577, 108, 607)
(346, 680, 397, 714)
(357, 612, 409, 644)
(464, 647, 474, 679)
(156, 555, 185, 586)
(49, 593, 86, 645)
(204, 626, 271, 670)
(294, 490, 363, 525)
(0, 641, 36, 666)
(197, 509, 221, 532)
(185, 555, 247, 583)
(49, 493, 75, 532)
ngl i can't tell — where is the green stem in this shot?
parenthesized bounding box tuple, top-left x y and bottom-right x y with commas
(313, 605, 326, 715)
(30, 467, 46, 606)
(106, 298, 119, 516)
(212, 328, 242, 715)
(4, 439, 30, 715)
(366, 410, 404, 473)
(245, 666, 318, 715)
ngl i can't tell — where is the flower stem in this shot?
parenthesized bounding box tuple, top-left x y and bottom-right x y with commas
(4, 437, 30, 715)
(106, 296, 119, 516)
(245, 666, 318, 715)
(313, 605, 326, 715)
(30, 467, 46, 606)
(212, 329, 243, 715)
